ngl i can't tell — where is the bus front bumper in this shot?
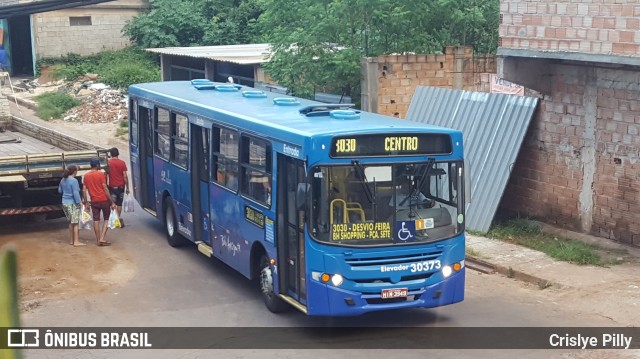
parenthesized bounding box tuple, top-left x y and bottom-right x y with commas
(306, 268, 465, 316)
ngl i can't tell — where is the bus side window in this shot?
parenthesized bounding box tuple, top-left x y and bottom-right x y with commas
(172, 113, 189, 168)
(155, 107, 171, 160)
(239, 136, 272, 206)
(130, 99, 138, 146)
(212, 126, 239, 191)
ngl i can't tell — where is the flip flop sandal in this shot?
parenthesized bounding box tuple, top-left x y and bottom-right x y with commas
(98, 241, 111, 246)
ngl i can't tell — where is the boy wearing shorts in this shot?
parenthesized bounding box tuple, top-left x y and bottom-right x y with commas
(107, 147, 129, 227)
(82, 157, 116, 246)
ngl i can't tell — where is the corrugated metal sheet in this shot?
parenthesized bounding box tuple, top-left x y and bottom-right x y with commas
(406, 86, 538, 233)
(146, 43, 271, 65)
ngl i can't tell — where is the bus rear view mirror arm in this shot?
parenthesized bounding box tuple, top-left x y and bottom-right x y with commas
(296, 183, 310, 210)
(464, 160, 471, 207)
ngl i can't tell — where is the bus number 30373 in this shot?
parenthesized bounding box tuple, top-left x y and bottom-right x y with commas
(410, 260, 441, 273)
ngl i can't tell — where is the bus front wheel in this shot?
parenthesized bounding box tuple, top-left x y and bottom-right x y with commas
(259, 254, 290, 313)
(164, 198, 187, 247)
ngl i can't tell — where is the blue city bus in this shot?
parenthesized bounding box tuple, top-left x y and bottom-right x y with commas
(128, 80, 466, 316)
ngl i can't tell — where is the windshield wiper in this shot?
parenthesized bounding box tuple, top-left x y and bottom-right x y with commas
(351, 160, 379, 221)
(352, 160, 374, 204)
(399, 157, 435, 207)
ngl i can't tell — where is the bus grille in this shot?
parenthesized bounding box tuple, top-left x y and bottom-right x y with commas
(366, 295, 421, 305)
(353, 272, 433, 284)
(344, 251, 443, 267)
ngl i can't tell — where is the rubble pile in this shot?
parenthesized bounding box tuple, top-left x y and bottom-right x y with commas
(63, 84, 128, 124)
(12, 74, 129, 123)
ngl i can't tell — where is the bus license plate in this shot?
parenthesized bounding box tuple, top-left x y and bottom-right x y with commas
(381, 288, 408, 299)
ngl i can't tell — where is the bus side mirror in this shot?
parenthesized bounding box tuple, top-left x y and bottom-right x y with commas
(296, 183, 310, 210)
(464, 161, 471, 208)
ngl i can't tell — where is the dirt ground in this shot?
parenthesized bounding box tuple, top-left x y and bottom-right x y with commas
(2, 103, 133, 312)
(0, 213, 136, 313)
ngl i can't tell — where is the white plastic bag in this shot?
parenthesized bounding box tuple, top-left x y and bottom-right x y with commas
(108, 210, 121, 229)
(123, 195, 134, 213)
(80, 204, 93, 230)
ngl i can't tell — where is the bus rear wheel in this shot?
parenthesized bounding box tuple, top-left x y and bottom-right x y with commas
(164, 198, 187, 247)
(259, 254, 290, 313)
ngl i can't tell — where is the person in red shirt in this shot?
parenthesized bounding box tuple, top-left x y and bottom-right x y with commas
(107, 147, 129, 227)
(82, 157, 116, 246)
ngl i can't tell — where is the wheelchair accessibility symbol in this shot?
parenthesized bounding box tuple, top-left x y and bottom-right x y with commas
(395, 221, 416, 242)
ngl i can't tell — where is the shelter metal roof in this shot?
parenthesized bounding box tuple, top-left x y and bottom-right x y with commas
(146, 43, 271, 65)
(406, 86, 538, 233)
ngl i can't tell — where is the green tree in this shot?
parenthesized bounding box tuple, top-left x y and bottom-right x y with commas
(123, 0, 499, 101)
(258, 0, 366, 100)
(258, 0, 499, 100)
(429, 0, 500, 53)
(123, 0, 263, 48)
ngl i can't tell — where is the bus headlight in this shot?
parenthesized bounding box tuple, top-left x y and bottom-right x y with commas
(331, 274, 344, 286)
(442, 265, 453, 278)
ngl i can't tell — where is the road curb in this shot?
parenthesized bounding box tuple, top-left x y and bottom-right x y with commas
(6, 94, 37, 111)
(466, 255, 561, 289)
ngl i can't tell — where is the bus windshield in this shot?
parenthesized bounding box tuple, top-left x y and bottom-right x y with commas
(310, 160, 464, 246)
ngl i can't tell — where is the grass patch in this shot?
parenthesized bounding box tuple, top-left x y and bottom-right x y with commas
(115, 120, 129, 137)
(100, 61, 160, 90)
(466, 229, 486, 236)
(35, 92, 81, 120)
(115, 128, 129, 138)
(488, 218, 620, 266)
(466, 247, 481, 257)
(37, 48, 160, 90)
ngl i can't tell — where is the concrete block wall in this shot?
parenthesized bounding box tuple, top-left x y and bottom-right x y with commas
(502, 64, 640, 246)
(32, 0, 146, 58)
(500, 0, 640, 55)
(0, 95, 10, 121)
(10, 116, 99, 151)
(368, 46, 497, 118)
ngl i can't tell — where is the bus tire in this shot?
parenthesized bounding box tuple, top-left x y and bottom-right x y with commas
(164, 198, 187, 247)
(259, 254, 290, 313)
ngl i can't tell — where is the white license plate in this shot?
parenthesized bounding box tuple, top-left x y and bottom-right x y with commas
(381, 288, 408, 299)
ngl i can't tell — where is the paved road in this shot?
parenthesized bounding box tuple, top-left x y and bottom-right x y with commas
(4, 208, 632, 359)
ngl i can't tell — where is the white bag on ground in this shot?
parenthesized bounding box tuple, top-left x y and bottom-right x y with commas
(108, 210, 121, 229)
(80, 204, 93, 230)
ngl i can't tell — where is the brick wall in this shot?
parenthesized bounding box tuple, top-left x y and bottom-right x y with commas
(500, 0, 640, 55)
(503, 64, 640, 245)
(364, 46, 496, 117)
(32, 0, 146, 58)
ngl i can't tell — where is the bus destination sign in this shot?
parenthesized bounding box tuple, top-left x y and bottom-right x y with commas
(245, 205, 265, 228)
(331, 222, 392, 241)
(330, 133, 452, 157)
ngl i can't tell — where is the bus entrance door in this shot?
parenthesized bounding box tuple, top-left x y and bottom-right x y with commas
(190, 124, 211, 245)
(138, 105, 156, 211)
(276, 154, 307, 303)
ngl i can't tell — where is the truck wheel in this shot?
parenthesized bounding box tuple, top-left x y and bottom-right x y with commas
(164, 198, 187, 247)
(259, 254, 290, 313)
